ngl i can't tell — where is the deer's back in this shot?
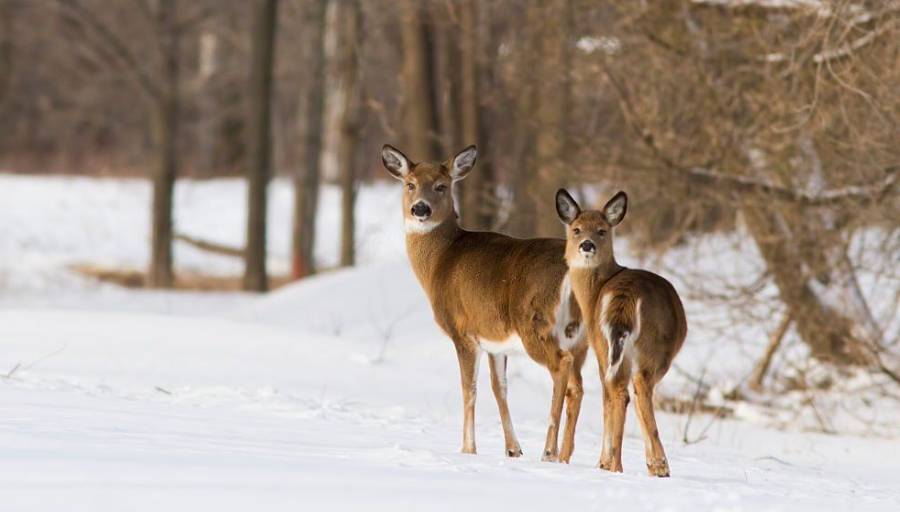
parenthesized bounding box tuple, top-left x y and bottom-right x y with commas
(423, 231, 568, 341)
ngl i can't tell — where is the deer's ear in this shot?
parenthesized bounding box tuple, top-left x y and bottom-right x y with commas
(556, 189, 581, 225)
(450, 145, 477, 181)
(603, 191, 628, 226)
(382, 144, 411, 180)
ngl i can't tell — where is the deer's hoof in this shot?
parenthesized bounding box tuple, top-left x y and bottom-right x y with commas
(506, 447, 523, 458)
(647, 459, 670, 477)
(598, 459, 623, 473)
(541, 450, 559, 463)
(559, 444, 574, 464)
(461, 446, 477, 455)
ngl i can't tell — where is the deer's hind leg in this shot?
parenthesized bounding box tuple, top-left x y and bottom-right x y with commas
(559, 344, 587, 463)
(598, 367, 629, 472)
(633, 370, 670, 477)
(488, 353, 523, 457)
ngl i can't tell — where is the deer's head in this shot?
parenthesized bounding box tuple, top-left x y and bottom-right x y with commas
(556, 189, 627, 269)
(381, 144, 477, 234)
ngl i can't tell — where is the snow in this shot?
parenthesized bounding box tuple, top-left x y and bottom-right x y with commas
(0, 175, 404, 300)
(2, 175, 899, 511)
(576, 36, 621, 56)
(692, 0, 828, 13)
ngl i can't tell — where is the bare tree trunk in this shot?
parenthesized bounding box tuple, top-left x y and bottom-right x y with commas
(291, 0, 328, 280)
(739, 136, 876, 365)
(430, 2, 467, 221)
(532, 0, 571, 238)
(0, 0, 12, 109)
(743, 207, 870, 364)
(506, 9, 538, 238)
(337, 0, 361, 268)
(507, 102, 536, 236)
(318, 0, 342, 184)
(214, 9, 245, 175)
(195, 30, 220, 176)
(432, 4, 461, 158)
(458, 0, 495, 230)
(506, 1, 572, 238)
(243, 0, 279, 292)
(749, 313, 792, 392)
(400, 0, 439, 161)
(148, 0, 179, 288)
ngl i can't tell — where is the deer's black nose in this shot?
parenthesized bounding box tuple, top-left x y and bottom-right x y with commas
(579, 240, 596, 253)
(411, 202, 432, 219)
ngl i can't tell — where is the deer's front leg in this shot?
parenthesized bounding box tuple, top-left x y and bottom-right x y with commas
(559, 346, 587, 463)
(542, 349, 573, 462)
(454, 339, 480, 455)
(488, 353, 523, 457)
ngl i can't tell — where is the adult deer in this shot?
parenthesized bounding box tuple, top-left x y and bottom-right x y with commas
(555, 189, 687, 477)
(381, 144, 587, 462)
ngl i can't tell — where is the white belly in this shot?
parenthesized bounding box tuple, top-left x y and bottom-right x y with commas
(478, 335, 526, 355)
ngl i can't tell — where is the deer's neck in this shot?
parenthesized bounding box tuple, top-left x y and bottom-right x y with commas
(405, 217, 462, 289)
(568, 258, 622, 319)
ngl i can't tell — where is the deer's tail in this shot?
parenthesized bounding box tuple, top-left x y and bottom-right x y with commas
(601, 295, 641, 383)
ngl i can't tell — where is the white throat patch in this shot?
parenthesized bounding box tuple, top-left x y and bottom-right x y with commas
(404, 217, 439, 235)
(568, 254, 601, 269)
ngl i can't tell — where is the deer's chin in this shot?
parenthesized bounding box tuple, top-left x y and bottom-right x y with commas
(568, 253, 600, 269)
(405, 216, 440, 234)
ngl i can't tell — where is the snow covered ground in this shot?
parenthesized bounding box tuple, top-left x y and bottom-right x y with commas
(1, 175, 898, 511)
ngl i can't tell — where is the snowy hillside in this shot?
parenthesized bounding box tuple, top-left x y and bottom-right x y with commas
(2, 175, 899, 511)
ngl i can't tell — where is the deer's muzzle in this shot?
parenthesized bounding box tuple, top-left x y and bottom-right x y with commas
(411, 201, 432, 220)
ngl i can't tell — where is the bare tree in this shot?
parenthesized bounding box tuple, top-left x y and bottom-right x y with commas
(457, 0, 496, 231)
(291, 0, 328, 279)
(427, 0, 497, 230)
(0, 0, 12, 110)
(337, 0, 362, 268)
(531, 0, 572, 238)
(399, 0, 439, 162)
(505, 4, 539, 238)
(432, 2, 461, 157)
(54, 0, 198, 288)
(149, 0, 180, 288)
(243, 0, 279, 292)
(578, 0, 899, 366)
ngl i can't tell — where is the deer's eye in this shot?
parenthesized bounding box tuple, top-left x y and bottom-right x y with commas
(435, 183, 448, 193)
(597, 229, 607, 238)
(406, 183, 415, 191)
(572, 227, 581, 235)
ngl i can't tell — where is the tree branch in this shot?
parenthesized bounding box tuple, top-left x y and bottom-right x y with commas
(813, 19, 897, 64)
(175, 4, 219, 34)
(174, 233, 245, 258)
(56, 0, 162, 102)
(599, 59, 898, 207)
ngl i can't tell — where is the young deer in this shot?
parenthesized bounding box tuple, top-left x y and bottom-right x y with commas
(555, 189, 687, 477)
(381, 144, 588, 462)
